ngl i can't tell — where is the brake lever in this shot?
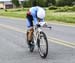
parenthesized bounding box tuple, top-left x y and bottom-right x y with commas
(48, 26, 52, 30)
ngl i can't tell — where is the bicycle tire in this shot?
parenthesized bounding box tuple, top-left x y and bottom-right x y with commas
(37, 32, 48, 59)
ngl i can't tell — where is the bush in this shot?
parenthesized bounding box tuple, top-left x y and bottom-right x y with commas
(55, 6, 75, 12)
(22, 0, 32, 7)
(55, 6, 71, 12)
(71, 5, 75, 11)
(55, 8, 66, 12)
(48, 6, 58, 10)
(5, 9, 8, 12)
(56, 0, 74, 6)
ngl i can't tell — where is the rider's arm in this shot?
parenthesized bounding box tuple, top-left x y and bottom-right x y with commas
(41, 19, 44, 22)
(33, 17, 45, 25)
(32, 15, 38, 25)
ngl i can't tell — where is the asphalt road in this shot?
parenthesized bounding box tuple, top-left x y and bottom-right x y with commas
(0, 17, 75, 63)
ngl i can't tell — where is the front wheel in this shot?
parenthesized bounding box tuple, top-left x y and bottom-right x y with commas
(37, 32, 48, 59)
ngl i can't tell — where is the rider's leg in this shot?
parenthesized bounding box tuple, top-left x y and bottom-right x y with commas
(27, 27, 34, 42)
(26, 13, 33, 44)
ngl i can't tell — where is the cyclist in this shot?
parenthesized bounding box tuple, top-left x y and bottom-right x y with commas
(26, 6, 45, 47)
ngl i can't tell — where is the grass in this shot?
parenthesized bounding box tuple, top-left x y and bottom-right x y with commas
(0, 8, 75, 23)
(46, 10, 75, 23)
(0, 9, 26, 18)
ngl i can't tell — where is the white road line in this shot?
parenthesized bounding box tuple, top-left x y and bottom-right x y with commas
(0, 23, 75, 48)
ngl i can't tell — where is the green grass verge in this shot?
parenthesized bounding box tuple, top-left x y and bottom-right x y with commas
(0, 9, 26, 18)
(46, 10, 75, 23)
(0, 8, 75, 23)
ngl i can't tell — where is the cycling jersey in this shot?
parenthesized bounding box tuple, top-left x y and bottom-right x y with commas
(26, 6, 45, 28)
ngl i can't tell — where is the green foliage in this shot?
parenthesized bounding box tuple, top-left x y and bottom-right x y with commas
(56, 0, 75, 6)
(21, 0, 75, 7)
(22, 0, 32, 7)
(55, 6, 69, 12)
(48, 0, 56, 6)
(11, 0, 20, 7)
(37, 0, 47, 7)
(32, 0, 47, 7)
(46, 10, 75, 23)
(31, 0, 56, 7)
(0, 8, 75, 23)
(48, 6, 57, 10)
(71, 5, 75, 11)
(22, 0, 48, 7)
(55, 6, 75, 12)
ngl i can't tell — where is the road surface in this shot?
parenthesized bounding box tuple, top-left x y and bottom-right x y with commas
(0, 17, 75, 63)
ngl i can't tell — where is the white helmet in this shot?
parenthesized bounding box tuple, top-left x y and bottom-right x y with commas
(37, 8, 45, 19)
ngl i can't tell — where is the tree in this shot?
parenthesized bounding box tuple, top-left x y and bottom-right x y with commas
(11, 0, 20, 7)
(22, 0, 56, 7)
(22, 0, 32, 7)
(49, 0, 56, 5)
(37, 0, 46, 7)
(32, 0, 38, 6)
(22, 0, 47, 7)
(56, 0, 75, 6)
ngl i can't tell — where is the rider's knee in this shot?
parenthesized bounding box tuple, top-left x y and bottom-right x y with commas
(30, 28, 34, 32)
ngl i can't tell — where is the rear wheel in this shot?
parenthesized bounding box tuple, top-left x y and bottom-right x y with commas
(37, 32, 48, 58)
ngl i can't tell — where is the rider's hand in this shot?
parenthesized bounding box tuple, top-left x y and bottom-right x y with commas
(36, 24, 41, 27)
(38, 22, 47, 27)
(43, 23, 47, 27)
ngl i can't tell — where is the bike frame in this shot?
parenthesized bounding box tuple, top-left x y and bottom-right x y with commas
(33, 26, 42, 45)
(33, 23, 51, 45)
